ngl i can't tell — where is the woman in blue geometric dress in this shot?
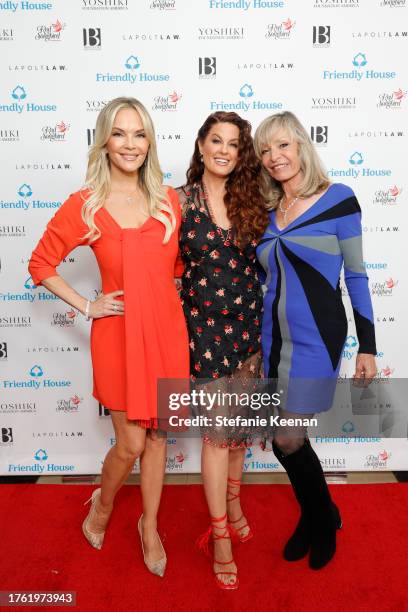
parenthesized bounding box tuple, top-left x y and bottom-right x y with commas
(254, 111, 377, 570)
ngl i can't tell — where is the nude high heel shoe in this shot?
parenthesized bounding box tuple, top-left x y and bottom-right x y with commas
(82, 488, 105, 550)
(137, 515, 167, 578)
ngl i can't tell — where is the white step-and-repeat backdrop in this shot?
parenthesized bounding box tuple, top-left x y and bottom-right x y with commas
(1, 0, 407, 475)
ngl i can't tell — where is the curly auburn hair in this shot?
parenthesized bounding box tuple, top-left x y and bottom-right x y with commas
(186, 111, 269, 248)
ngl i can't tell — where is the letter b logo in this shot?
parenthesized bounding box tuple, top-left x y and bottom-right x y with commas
(310, 126, 328, 144)
(98, 403, 109, 417)
(0, 342, 7, 359)
(83, 28, 102, 48)
(199, 57, 216, 77)
(1, 427, 13, 444)
(87, 129, 95, 146)
(313, 26, 331, 45)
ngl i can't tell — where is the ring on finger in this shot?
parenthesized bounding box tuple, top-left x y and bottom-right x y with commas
(113, 304, 117, 312)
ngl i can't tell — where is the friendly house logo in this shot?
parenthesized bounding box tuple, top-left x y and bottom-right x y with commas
(327, 152, 392, 179)
(0, 86, 57, 114)
(323, 53, 397, 81)
(2, 365, 72, 390)
(349, 151, 363, 165)
(96, 55, 170, 84)
(18, 183, 32, 197)
(0, 274, 60, 303)
(30, 364, 43, 377)
(8, 448, 75, 474)
(208, 1, 286, 9)
(0, 184, 62, 211)
(343, 335, 357, 360)
(0, 2, 54, 11)
(210, 84, 283, 112)
(11, 85, 26, 100)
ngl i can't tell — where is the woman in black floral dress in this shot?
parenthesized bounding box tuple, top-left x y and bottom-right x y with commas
(177, 112, 268, 590)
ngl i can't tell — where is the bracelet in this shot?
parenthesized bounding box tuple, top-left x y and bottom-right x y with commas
(85, 300, 91, 321)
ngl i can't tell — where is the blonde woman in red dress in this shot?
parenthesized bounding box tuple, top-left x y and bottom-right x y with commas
(29, 97, 189, 577)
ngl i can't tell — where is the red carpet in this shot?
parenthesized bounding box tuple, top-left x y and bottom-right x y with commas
(1, 483, 407, 612)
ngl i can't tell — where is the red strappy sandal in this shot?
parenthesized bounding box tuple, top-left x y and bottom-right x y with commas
(197, 513, 239, 590)
(227, 477, 253, 543)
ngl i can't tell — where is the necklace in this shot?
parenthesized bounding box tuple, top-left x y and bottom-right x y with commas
(202, 182, 233, 247)
(110, 188, 140, 205)
(279, 195, 299, 226)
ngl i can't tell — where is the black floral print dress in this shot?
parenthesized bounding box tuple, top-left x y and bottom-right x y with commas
(177, 182, 263, 447)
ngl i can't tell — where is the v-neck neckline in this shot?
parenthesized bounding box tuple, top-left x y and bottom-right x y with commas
(273, 184, 333, 232)
(101, 206, 153, 231)
(199, 182, 232, 233)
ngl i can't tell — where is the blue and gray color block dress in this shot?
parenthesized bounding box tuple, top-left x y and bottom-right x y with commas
(256, 183, 377, 414)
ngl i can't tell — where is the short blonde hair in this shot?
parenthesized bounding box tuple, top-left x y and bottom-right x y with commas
(254, 111, 330, 210)
(83, 96, 174, 243)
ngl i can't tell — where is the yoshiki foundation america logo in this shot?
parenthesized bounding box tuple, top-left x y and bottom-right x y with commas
(0, 27, 14, 41)
(0, 128, 20, 142)
(82, 0, 128, 9)
(197, 26, 244, 40)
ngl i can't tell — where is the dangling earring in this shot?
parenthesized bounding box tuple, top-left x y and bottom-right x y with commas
(199, 154, 203, 163)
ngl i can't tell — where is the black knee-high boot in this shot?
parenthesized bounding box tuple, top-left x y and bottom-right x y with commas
(272, 438, 342, 569)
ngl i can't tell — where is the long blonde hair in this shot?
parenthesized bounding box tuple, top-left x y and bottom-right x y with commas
(254, 111, 330, 210)
(83, 96, 175, 243)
